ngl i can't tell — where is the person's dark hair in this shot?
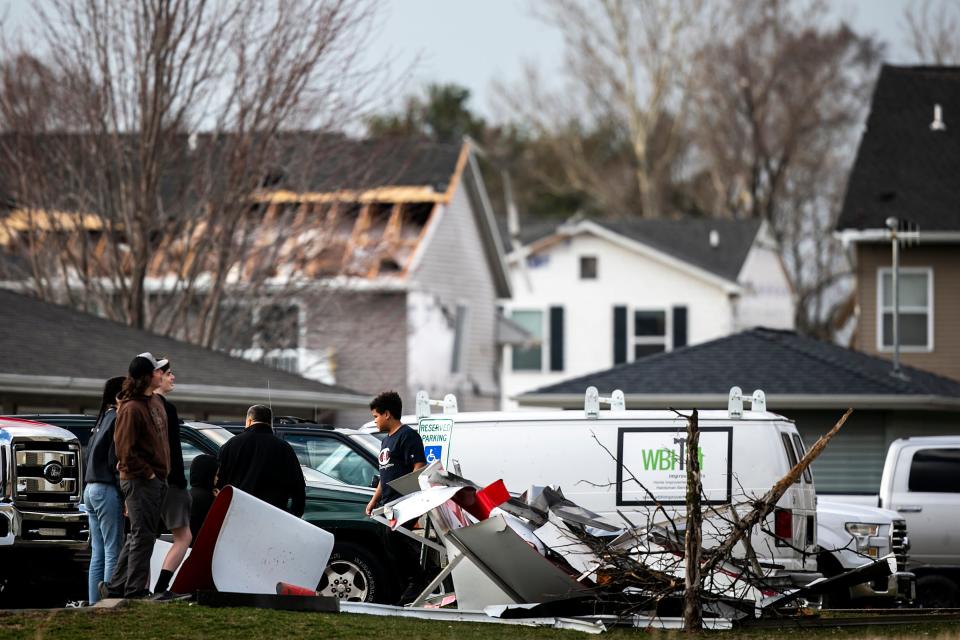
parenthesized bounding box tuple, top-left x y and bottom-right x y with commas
(369, 391, 402, 420)
(247, 404, 272, 426)
(189, 454, 219, 489)
(118, 356, 155, 401)
(158, 356, 171, 373)
(96, 376, 126, 424)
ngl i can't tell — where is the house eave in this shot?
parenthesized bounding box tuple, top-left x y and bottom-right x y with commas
(517, 392, 960, 412)
(0, 374, 370, 410)
(836, 229, 960, 245)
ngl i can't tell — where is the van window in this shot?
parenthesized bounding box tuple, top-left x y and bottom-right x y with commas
(792, 434, 813, 483)
(780, 433, 800, 484)
(908, 448, 960, 493)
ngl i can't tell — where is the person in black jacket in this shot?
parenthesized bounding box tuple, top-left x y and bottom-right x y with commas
(152, 358, 191, 598)
(84, 376, 126, 604)
(188, 454, 219, 541)
(215, 405, 305, 516)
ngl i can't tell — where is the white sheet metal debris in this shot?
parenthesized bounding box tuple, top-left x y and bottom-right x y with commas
(340, 602, 607, 634)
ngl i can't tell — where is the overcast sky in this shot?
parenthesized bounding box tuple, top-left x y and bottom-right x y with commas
(1, 0, 928, 122)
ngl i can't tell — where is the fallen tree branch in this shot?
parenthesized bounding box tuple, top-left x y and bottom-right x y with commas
(701, 408, 853, 576)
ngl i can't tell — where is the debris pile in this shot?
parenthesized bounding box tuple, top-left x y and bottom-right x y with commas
(367, 461, 896, 631)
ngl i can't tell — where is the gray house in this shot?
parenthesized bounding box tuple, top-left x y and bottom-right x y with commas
(518, 328, 960, 493)
(0, 289, 368, 420)
(253, 138, 513, 424)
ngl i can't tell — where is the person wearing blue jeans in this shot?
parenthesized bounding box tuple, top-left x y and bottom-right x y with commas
(84, 376, 126, 604)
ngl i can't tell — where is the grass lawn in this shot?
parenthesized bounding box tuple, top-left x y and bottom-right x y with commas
(1, 602, 959, 639)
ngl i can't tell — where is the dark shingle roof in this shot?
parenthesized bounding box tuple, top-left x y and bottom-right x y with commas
(278, 136, 463, 192)
(0, 289, 363, 396)
(528, 328, 960, 398)
(594, 218, 761, 282)
(0, 133, 463, 212)
(505, 216, 761, 282)
(838, 65, 960, 232)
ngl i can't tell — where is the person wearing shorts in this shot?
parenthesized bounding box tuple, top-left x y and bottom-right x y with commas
(152, 358, 191, 598)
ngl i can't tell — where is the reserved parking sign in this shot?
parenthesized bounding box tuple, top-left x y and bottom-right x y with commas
(417, 418, 454, 469)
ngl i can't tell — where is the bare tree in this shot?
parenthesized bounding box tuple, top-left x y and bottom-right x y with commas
(688, 0, 881, 338)
(494, 0, 708, 218)
(903, 0, 960, 65)
(0, 0, 383, 351)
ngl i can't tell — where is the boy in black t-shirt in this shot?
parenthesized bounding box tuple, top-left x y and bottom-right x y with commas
(365, 391, 427, 604)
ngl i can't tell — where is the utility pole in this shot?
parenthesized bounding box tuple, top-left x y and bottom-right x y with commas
(885, 217, 902, 378)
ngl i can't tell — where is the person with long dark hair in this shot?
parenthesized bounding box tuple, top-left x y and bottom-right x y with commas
(83, 375, 126, 604)
(99, 352, 170, 599)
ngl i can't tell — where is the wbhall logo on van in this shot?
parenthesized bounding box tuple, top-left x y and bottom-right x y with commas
(640, 439, 704, 471)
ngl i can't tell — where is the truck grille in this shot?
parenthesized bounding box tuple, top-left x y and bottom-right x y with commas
(891, 519, 909, 572)
(12, 441, 82, 504)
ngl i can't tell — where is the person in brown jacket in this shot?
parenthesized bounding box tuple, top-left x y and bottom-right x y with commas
(100, 352, 170, 599)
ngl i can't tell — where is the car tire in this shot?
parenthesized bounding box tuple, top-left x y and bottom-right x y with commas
(917, 575, 960, 609)
(318, 542, 391, 604)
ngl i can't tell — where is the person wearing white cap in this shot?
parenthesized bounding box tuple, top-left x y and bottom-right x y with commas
(99, 352, 170, 599)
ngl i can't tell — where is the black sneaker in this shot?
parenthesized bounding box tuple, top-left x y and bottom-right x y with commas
(97, 581, 116, 600)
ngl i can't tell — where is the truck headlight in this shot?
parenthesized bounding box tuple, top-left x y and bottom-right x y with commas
(845, 523, 880, 537)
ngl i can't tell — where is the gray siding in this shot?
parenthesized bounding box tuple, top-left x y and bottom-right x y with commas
(409, 172, 500, 411)
(304, 290, 407, 426)
(793, 408, 960, 493)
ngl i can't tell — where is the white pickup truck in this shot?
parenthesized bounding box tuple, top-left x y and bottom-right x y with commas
(826, 436, 960, 608)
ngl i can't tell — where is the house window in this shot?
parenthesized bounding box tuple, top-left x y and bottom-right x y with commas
(511, 310, 543, 371)
(878, 268, 932, 351)
(633, 309, 667, 359)
(580, 256, 598, 279)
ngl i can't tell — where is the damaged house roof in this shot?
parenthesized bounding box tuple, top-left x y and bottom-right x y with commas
(0, 134, 509, 294)
(838, 65, 960, 233)
(519, 327, 960, 410)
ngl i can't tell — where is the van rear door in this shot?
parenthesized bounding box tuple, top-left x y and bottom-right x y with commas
(777, 426, 817, 560)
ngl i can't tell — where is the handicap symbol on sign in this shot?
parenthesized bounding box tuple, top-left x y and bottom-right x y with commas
(424, 445, 442, 464)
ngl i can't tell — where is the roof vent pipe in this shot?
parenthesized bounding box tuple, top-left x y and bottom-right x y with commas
(709, 229, 720, 248)
(931, 104, 947, 131)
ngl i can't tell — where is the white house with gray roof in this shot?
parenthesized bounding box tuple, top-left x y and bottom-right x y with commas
(500, 216, 794, 409)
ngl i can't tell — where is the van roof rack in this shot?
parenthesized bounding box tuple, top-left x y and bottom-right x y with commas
(728, 387, 766, 419)
(415, 390, 458, 419)
(584, 386, 625, 419)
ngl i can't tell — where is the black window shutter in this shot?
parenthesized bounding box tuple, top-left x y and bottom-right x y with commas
(549, 306, 564, 371)
(673, 305, 688, 349)
(613, 306, 627, 365)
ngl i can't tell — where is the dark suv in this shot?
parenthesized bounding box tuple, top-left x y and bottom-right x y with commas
(214, 417, 380, 489)
(10, 414, 395, 603)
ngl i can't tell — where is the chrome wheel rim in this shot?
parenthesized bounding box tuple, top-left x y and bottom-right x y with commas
(318, 560, 369, 602)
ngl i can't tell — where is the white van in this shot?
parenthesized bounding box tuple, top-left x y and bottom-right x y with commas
(364, 387, 819, 583)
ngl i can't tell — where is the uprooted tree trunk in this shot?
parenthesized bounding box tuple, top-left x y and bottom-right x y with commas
(701, 408, 853, 577)
(683, 409, 702, 631)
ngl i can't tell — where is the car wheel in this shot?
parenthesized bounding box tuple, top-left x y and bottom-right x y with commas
(917, 575, 960, 609)
(318, 542, 389, 603)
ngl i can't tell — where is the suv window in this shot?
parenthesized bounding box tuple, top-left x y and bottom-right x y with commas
(286, 434, 376, 488)
(908, 448, 960, 493)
